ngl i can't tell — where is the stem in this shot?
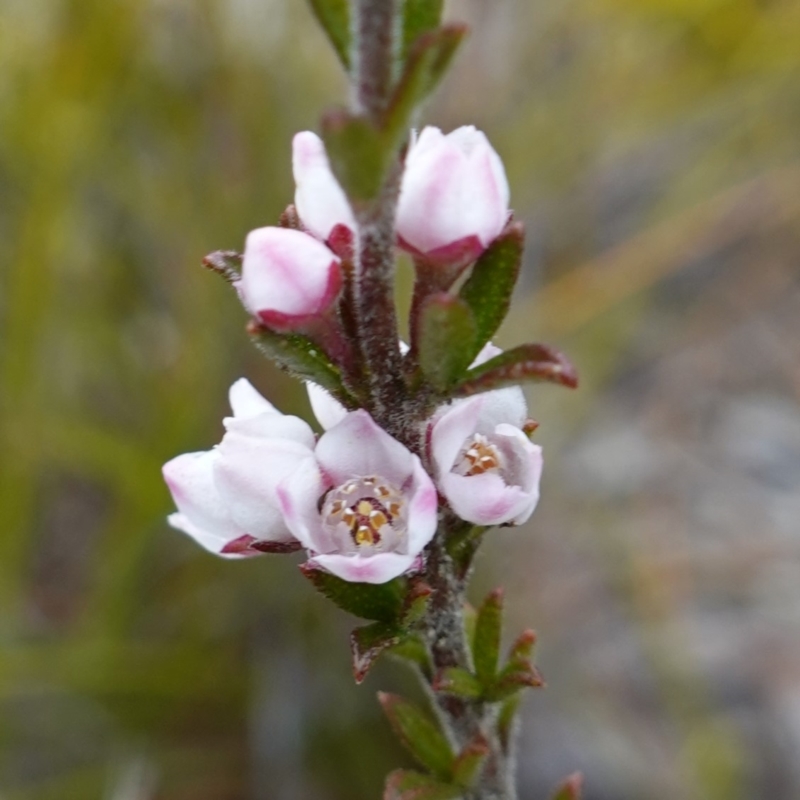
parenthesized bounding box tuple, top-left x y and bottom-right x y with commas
(350, 0, 409, 441)
(423, 531, 518, 800)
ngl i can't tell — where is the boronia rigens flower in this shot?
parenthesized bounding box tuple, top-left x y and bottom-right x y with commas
(175, 6, 581, 787)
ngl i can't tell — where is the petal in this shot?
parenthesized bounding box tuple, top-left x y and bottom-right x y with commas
(308, 552, 418, 584)
(240, 227, 341, 317)
(214, 433, 313, 542)
(316, 410, 414, 487)
(440, 471, 530, 526)
(293, 131, 356, 242)
(306, 381, 348, 430)
(475, 387, 527, 433)
(430, 396, 484, 475)
(167, 513, 258, 559)
(276, 454, 332, 552)
(405, 456, 439, 554)
(223, 410, 316, 448)
(228, 378, 278, 418)
(162, 450, 237, 539)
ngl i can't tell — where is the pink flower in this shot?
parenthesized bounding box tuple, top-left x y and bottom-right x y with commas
(278, 410, 438, 584)
(429, 345, 542, 526)
(292, 131, 356, 243)
(162, 379, 316, 557)
(396, 126, 510, 266)
(237, 227, 342, 330)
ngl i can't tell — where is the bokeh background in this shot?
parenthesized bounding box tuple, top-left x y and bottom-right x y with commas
(1, 0, 799, 798)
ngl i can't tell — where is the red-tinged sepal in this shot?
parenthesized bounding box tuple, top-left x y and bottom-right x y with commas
(351, 622, 404, 684)
(202, 249, 241, 284)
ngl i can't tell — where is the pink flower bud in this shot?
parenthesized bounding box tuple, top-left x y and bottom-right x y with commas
(292, 131, 356, 244)
(396, 126, 510, 266)
(237, 227, 342, 330)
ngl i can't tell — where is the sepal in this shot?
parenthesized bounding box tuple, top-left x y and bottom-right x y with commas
(351, 622, 403, 684)
(378, 693, 455, 780)
(417, 293, 478, 391)
(454, 342, 578, 397)
(458, 222, 523, 351)
(384, 770, 461, 800)
(300, 562, 407, 622)
(247, 320, 358, 407)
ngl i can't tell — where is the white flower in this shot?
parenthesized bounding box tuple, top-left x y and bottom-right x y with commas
(396, 126, 510, 265)
(162, 379, 315, 557)
(277, 410, 438, 584)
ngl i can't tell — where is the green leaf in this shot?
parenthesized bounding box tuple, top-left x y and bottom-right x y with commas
(307, 0, 350, 69)
(507, 628, 537, 663)
(472, 588, 503, 687)
(453, 342, 578, 397)
(386, 25, 467, 143)
(300, 563, 407, 622)
(417, 293, 478, 391)
(402, 579, 433, 626)
(388, 634, 430, 673)
(384, 769, 462, 800)
(379, 693, 455, 779)
(402, 0, 445, 58)
(550, 772, 584, 800)
(432, 667, 482, 699)
(452, 735, 489, 788)
(486, 660, 545, 701)
(497, 695, 521, 753)
(351, 622, 403, 683)
(321, 110, 390, 203)
(247, 322, 358, 406)
(458, 223, 523, 351)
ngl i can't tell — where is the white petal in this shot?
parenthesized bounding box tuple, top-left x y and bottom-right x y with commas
(292, 131, 356, 241)
(405, 456, 439, 553)
(316, 410, 414, 487)
(228, 378, 278, 418)
(223, 410, 316, 448)
(167, 513, 251, 559)
(308, 552, 418, 584)
(440, 471, 530, 526)
(214, 433, 313, 542)
(162, 450, 237, 539)
(276, 454, 331, 552)
(306, 381, 348, 430)
(430, 396, 484, 475)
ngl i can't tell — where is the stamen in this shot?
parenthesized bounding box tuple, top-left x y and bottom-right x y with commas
(455, 435, 504, 478)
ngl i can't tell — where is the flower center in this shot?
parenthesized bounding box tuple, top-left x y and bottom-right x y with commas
(454, 434, 504, 477)
(321, 476, 407, 555)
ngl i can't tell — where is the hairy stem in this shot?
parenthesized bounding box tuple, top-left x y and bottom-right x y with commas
(350, 0, 409, 441)
(423, 531, 517, 800)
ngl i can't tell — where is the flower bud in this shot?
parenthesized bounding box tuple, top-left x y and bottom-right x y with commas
(396, 126, 510, 266)
(238, 226, 342, 329)
(293, 131, 356, 244)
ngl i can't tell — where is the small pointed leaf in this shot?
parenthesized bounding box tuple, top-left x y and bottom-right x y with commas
(308, 0, 350, 69)
(351, 622, 403, 683)
(418, 293, 478, 391)
(379, 693, 455, 779)
(432, 667, 482, 699)
(487, 660, 545, 702)
(402, 0, 445, 58)
(401, 579, 433, 626)
(247, 321, 358, 407)
(388, 635, 430, 673)
(300, 563, 407, 622)
(384, 770, 462, 800)
(386, 25, 467, 142)
(452, 734, 490, 788)
(458, 223, 523, 350)
(497, 695, 521, 753)
(454, 343, 578, 397)
(321, 110, 390, 203)
(550, 772, 584, 800)
(507, 628, 537, 664)
(472, 588, 504, 687)
(202, 249, 241, 283)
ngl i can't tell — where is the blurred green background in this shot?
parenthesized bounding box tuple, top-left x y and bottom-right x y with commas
(1, 0, 799, 798)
